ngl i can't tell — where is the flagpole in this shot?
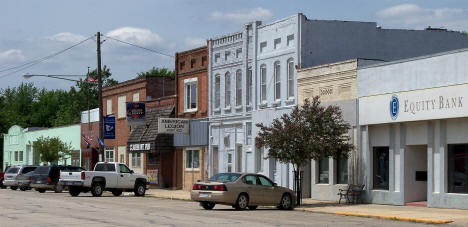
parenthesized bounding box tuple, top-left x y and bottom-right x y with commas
(87, 67, 91, 130)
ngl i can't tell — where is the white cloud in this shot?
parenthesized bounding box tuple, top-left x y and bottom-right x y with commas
(46, 32, 87, 43)
(106, 27, 164, 46)
(211, 7, 273, 24)
(0, 49, 25, 63)
(377, 4, 468, 31)
(184, 37, 206, 48)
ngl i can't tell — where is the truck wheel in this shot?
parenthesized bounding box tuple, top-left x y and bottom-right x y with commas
(69, 187, 81, 197)
(112, 190, 122, 196)
(54, 183, 63, 193)
(10, 186, 18, 190)
(134, 182, 146, 197)
(36, 189, 46, 193)
(91, 182, 104, 197)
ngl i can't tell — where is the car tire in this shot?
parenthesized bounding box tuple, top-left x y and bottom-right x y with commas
(10, 186, 18, 190)
(0, 179, 5, 189)
(235, 193, 249, 210)
(91, 182, 104, 197)
(279, 193, 293, 210)
(134, 182, 146, 197)
(112, 190, 123, 196)
(248, 206, 258, 210)
(37, 189, 46, 193)
(200, 202, 215, 210)
(20, 186, 28, 191)
(69, 187, 81, 197)
(54, 183, 63, 193)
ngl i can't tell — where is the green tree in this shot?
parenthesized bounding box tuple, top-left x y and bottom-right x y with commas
(136, 67, 174, 79)
(32, 136, 73, 164)
(255, 96, 354, 172)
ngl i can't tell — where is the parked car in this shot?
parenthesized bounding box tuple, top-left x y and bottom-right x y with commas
(17, 171, 37, 191)
(0, 166, 10, 189)
(3, 166, 38, 190)
(191, 173, 296, 210)
(59, 162, 149, 197)
(31, 165, 84, 193)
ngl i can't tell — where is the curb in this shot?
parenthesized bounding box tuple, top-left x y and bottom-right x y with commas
(146, 194, 192, 202)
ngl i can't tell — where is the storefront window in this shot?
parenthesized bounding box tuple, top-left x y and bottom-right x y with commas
(185, 150, 200, 169)
(148, 152, 160, 165)
(132, 153, 141, 168)
(336, 156, 348, 184)
(373, 147, 389, 190)
(448, 144, 468, 194)
(105, 147, 114, 162)
(318, 158, 329, 184)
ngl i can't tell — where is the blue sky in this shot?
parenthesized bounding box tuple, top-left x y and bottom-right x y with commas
(1, 0, 467, 90)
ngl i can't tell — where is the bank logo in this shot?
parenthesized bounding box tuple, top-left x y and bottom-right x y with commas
(390, 95, 399, 120)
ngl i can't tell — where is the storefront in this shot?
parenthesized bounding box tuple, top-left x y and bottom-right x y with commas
(358, 48, 468, 209)
(81, 108, 100, 170)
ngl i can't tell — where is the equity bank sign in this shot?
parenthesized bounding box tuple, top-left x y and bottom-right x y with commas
(360, 84, 468, 125)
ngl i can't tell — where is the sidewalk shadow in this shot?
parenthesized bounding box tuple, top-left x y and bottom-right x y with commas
(298, 201, 354, 208)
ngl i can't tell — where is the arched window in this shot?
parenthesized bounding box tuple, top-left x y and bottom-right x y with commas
(274, 61, 281, 100)
(260, 65, 267, 103)
(287, 58, 295, 98)
(235, 70, 242, 106)
(225, 72, 231, 108)
(214, 74, 220, 109)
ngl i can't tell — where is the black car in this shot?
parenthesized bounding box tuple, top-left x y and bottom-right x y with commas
(30, 165, 85, 193)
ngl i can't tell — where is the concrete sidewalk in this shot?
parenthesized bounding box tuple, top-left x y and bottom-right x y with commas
(146, 189, 468, 225)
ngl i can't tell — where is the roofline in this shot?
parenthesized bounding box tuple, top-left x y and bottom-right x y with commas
(176, 46, 207, 55)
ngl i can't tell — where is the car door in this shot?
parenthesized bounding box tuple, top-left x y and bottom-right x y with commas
(117, 164, 134, 189)
(242, 175, 261, 205)
(258, 175, 278, 205)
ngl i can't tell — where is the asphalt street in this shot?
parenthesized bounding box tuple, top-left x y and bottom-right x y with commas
(0, 189, 448, 227)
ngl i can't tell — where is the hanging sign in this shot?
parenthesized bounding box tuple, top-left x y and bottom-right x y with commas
(126, 102, 146, 126)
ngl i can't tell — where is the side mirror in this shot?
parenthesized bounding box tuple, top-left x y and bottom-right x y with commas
(130, 170, 134, 174)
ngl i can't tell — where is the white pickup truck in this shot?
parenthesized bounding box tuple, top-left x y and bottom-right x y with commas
(59, 162, 149, 197)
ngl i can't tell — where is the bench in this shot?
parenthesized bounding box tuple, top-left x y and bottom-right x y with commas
(337, 184, 364, 204)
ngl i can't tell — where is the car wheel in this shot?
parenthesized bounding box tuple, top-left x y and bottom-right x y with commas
(37, 189, 46, 193)
(20, 186, 28, 191)
(0, 179, 5, 189)
(279, 193, 293, 210)
(134, 182, 146, 197)
(69, 187, 81, 197)
(235, 193, 249, 210)
(10, 186, 18, 190)
(91, 182, 104, 197)
(54, 183, 63, 193)
(200, 202, 215, 210)
(112, 190, 123, 196)
(248, 206, 258, 210)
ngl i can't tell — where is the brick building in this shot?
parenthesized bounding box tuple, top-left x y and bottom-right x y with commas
(174, 46, 210, 190)
(80, 108, 100, 170)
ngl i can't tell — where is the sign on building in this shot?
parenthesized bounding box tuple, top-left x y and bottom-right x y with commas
(158, 118, 189, 134)
(126, 102, 146, 126)
(129, 143, 151, 151)
(103, 116, 115, 139)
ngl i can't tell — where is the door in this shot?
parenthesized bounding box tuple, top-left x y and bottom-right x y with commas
(117, 164, 134, 188)
(242, 175, 261, 205)
(258, 175, 277, 205)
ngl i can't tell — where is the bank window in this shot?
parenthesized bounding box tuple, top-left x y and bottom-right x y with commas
(336, 155, 348, 184)
(274, 61, 281, 100)
(184, 78, 198, 112)
(132, 153, 141, 168)
(236, 48, 242, 58)
(260, 42, 267, 53)
(118, 95, 126, 118)
(246, 122, 252, 145)
(225, 72, 231, 108)
(287, 34, 294, 47)
(256, 147, 264, 173)
(106, 99, 112, 115)
(214, 75, 220, 109)
(214, 53, 220, 63)
(185, 150, 200, 169)
(318, 158, 329, 184)
(448, 144, 468, 194)
(105, 148, 114, 162)
(287, 58, 294, 98)
(260, 65, 267, 103)
(225, 51, 230, 61)
(236, 145, 243, 172)
(227, 152, 233, 172)
(246, 68, 252, 106)
(235, 70, 242, 107)
(274, 38, 281, 49)
(373, 147, 389, 190)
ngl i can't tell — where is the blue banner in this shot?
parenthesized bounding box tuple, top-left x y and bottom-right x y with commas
(103, 116, 115, 139)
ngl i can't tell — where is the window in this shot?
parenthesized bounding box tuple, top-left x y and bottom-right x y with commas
(260, 42, 267, 53)
(246, 68, 252, 106)
(133, 93, 139, 102)
(260, 65, 267, 103)
(212, 146, 219, 175)
(236, 145, 243, 172)
(118, 146, 126, 164)
(235, 70, 242, 107)
(95, 163, 115, 172)
(191, 59, 196, 68)
(148, 152, 160, 164)
(225, 51, 230, 61)
(185, 150, 200, 169)
(373, 147, 389, 190)
(259, 176, 274, 186)
(118, 95, 126, 118)
(448, 144, 468, 193)
(336, 156, 348, 184)
(180, 61, 185, 70)
(287, 58, 295, 98)
(214, 53, 220, 63)
(214, 75, 220, 109)
(106, 99, 112, 115)
(14, 151, 18, 162)
(201, 56, 207, 66)
(224, 72, 231, 108)
(209, 173, 241, 182)
(256, 147, 264, 173)
(243, 175, 258, 185)
(246, 122, 252, 145)
(227, 152, 233, 172)
(236, 48, 242, 58)
(184, 78, 198, 112)
(105, 147, 114, 162)
(119, 164, 131, 173)
(132, 153, 141, 168)
(274, 38, 281, 49)
(318, 158, 329, 184)
(18, 151, 23, 162)
(287, 34, 294, 46)
(274, 61, 281, 100)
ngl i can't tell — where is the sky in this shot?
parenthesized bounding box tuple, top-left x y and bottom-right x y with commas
(1, 0, 468, 90)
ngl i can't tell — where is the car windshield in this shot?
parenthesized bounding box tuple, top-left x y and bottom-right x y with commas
(6, 167, 19, 174)
(34, 166, 51, 174)
(208, 173, 241, 182)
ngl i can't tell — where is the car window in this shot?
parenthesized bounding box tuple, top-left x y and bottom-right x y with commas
(34, 166, 50, 174)
(95, 164, 116, 172)
(243, 175, 258, 185)
(258, 176, 274, 186)
(6, 167, 19, 174)
(22, 167, 36, 174)
(119, 164, 131, 173)
(208, 173, 241, 182)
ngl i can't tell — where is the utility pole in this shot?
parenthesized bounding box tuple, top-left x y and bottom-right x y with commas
(97, 32, 104, 161)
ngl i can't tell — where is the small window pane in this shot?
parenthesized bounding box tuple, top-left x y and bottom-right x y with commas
(236, 70, 242, 106)
(274, 62, 281, 100)
(243, 175, 258, 185)
(225, 73, 231, 107)
(193, 150, 200, 169)
(259, 176, 273, 186)
(288, 59, 294, 98)
(336, 156, 348, 184)
(185, 150, 193, 168)
(215, 76, 220, 108)
(260, 66, 267, 102)
(191, 83, 197, 109)
(318, 158, 329, 184)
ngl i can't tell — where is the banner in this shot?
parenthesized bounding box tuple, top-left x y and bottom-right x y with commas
(103, 116, 115, 139)
(126, 102, 146, 126)
(147, 169, 158, 185)
(158, 118, 189, 134)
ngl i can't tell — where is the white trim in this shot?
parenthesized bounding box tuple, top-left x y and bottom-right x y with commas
(184, 77, 198, 83)
(184, 147, 201, 171)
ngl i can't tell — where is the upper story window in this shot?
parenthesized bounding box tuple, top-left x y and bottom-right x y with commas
(260, 42, 267, 53)
(260, 65, 267, 103)
(215, 75, 221, 109)
(235, 70, 242, 107)
(274, 38, 281, 49)
(118, 95, 126, 118)
(287, 34, 294, 47)
(133, 92, 139, 102)
(106, 98, 112, 115)
(274, 61, 281, 101)
(191, 59, 196, 68)
(180, 61, 185, 70)
(214, 53, 220, 63)
(184, 78, 198, 112)
(287, 58, 295, 98)
(201, 56, 207, 66)
(246, 68, 252, 106)
(236, 48, 242, 58)
(225, 72, 231, 108)
(225, 51, 231, 61)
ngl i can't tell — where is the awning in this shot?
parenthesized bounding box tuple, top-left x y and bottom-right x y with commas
(127, 105, 174, 153)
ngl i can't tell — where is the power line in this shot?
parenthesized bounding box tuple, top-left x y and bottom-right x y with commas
(102, 35, 174, 58)
(0, 35, 95, 79)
